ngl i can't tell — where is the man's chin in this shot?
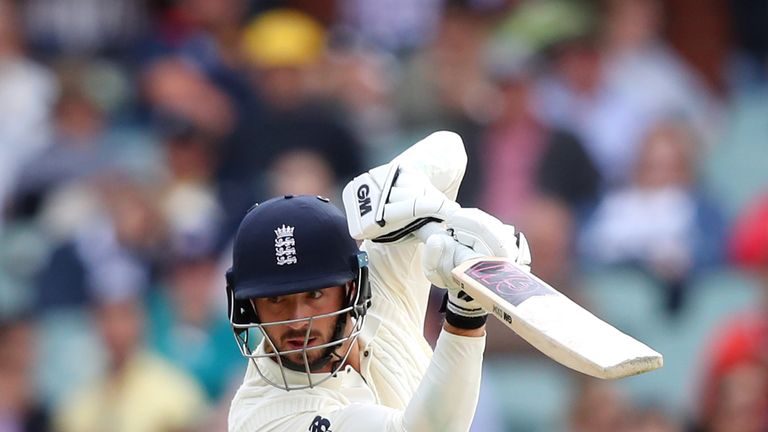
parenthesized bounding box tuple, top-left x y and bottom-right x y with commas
(280, 352, 328, 372)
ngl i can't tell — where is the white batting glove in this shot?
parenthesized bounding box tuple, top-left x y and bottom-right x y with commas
(422, 234, 487, 324)
(421, 208, 532, 328)
(447, 208, 531, 271)
(343, 163, 459, 243)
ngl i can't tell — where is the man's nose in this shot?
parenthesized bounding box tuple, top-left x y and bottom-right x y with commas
(286, 299, 313, 324)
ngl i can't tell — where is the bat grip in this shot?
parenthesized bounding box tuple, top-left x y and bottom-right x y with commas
(414, 221, 481, 263)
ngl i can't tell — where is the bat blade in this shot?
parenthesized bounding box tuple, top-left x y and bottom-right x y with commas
(452, 257, 663, 379)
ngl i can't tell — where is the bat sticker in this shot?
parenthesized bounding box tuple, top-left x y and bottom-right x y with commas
(464, 261, 556, 306)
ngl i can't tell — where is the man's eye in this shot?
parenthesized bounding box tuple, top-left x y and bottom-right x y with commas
(267, 297, 281, 304)
(308, 290, 322, 299)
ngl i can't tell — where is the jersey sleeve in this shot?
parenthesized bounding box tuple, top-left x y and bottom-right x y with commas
(363, 239, 432, 331)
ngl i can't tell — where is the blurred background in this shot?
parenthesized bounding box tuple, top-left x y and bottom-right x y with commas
(1, 0, 767, 431)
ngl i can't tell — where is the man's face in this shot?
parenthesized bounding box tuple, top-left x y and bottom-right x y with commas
(253, 285, 347, 373)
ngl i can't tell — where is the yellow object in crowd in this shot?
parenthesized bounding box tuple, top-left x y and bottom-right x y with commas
(55, 351, 207, 432)
(241, 9, 326, 68)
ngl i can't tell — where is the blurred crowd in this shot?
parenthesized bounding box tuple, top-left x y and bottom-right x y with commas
(1, 0, 768, 431)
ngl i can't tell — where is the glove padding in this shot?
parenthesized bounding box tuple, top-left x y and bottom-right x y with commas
(447, 208, 531, 272)
(343, 163, 459, 243)
(421, 208, 532, 325)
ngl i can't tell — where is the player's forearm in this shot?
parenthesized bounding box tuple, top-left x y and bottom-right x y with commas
(402, 329, 485, 432)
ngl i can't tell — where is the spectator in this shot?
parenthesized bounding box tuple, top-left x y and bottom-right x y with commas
(601, 0, 721, 148)
(147, 194, 241, 401)
(35, 174, 166, 310)
(691, 193, 768, 432)
(479, 44, 550, 223)
(480, 36, 599, 224)
(536, 35, 646, 189)
(579, 119, 726, 314)
(55, 276, 207, 432)
(0, 0, 57, 230)
(12, 63, 112, 220)
(155, 108, 225, 245)
(521, 0, 646, 188)
(224, 8, 364, 190)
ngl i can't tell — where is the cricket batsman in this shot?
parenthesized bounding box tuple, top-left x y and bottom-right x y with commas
(226, 131, 531, 431)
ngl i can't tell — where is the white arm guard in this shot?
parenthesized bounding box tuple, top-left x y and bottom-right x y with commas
(343, 131, 466, 242)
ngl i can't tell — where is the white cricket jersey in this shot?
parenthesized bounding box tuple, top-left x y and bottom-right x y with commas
(228, 239, 486, 432)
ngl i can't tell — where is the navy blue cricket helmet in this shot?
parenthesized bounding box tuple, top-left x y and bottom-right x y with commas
(225, 195, 371, 389)
(229, 195, 368, 302)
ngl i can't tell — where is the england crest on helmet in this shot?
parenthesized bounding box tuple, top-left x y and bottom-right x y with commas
(274, 224, 297, 266)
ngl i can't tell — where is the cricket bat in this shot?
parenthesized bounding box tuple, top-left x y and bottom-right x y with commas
(417, 224, 663, 380)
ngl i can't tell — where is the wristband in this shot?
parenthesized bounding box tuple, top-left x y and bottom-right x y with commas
(440, 292, 488, 329)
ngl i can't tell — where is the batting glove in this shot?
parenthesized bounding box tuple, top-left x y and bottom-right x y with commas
(343, 163, 459, 243)
(421, 208, 532, 329)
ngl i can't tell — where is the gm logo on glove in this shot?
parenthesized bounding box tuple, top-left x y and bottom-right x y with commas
(357, 184, 372, 216)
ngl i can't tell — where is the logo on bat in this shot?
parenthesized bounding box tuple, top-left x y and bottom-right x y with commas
(493, 305, 513, 323)
(465, 261, 554, 306)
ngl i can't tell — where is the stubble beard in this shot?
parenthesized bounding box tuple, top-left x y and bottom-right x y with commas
(280, 345, 332, 372)
(271, 316, 345, 373)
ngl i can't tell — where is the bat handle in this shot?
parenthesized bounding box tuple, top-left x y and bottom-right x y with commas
(414, 221, 481, 263)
